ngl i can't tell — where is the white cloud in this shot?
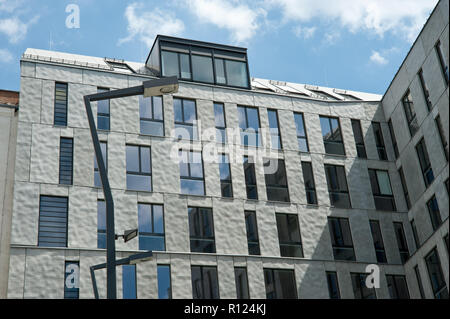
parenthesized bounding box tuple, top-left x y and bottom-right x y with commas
(0, 48, 13, 63)
(293, 26, 316, 39)
(0, 0, 22, 13)
(119, 2, 185, 48)
(267, 0, 437, 42)
(184, 0, 265, 43)
(370, 51, 388, 65)
(0, 15, 38, 43)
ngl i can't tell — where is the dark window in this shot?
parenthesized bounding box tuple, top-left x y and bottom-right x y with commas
(398, 167, 411, 210)
(326, 272, 341, 299)
(435, 115, 449, 161)
(369, 220, 387, 263)
(425, 248, 449, 299)
(238, 106, 261, 147)
(393, 222, 409, 264)
(301, 162, 317, 205)
(179, 150, 205, 196)
(59, 137, 73, 185)
(219, 154, 233, 198)
(191, 266, 220, 299)
(161, 50, 191, 80)
(138, 204, 165, 251)
(221, 59, 249, 88)
(64, 261, 79, 299)
(235, 267, 250, 299)
(174, 98, 198, 140)
(351, 273, 377, 299)
(414, 265, 426, 299)
(372, 122, 388, 161)
(276, 214, 303, 258)
(140, 95, 164, 136)
(97, 87, 110, 131)
(245, 211, 260, 255)
(444, 234, 449, 253)
(54, 82, 68, 126)
(192, 54, 214, 83)
(122, 265, 137, 299)
(418, 69, 432, 110)
(328, 217, 355, 261)
(157, 265, 172, 299)
(368, 169, 396, 211)
(351, 119, 367, 158)
(402, 90, 419, 137)
(427, 196, 442, 231)
(106, 61, 135, 74)
(294, 112, 309, 152)
(435, 40, 449, 86)
(388, 119, 399, 159)
(264, 269, 297, 299)
(38, 196, 68, 247)
(264, 159, 290, 202)
(324, 164, 351, 209)
(243, 156, 258, 200)
(126, 145, 152, 191)
(94, 142, 107, 188)
(411, 219, 421, 250)
(268, 109, 282, 149)
(97, 200, 106, 249)
(188, 207, 215, 253)
(386, 275, 410, 299)
(320, 116, 345, 155)
(214, 103, 227, 144)
(416, 138, 434, 188)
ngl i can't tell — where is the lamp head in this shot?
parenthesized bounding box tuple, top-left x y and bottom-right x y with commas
(143, 76, 179, 97)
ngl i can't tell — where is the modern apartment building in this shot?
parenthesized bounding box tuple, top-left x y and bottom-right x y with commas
(3, 0, 448, 299)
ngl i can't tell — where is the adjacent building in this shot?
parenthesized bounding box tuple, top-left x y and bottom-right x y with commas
(3, 0, 448, 299)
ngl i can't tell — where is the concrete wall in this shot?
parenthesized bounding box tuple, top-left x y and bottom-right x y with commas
(381, 0, 449, 299)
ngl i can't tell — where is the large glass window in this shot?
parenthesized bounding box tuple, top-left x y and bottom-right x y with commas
(191, 266, 220, 299)
(394, 222, 410, 264)
(179, 150, 205, 196)
(126, 145, 152, 191)
(388, 119, 399, 159)
(243, 156, 258, 200)
(369, 220, 387, 263)
(416, 138, 434, 188)
(161, 50, 191, 80)
(427, 196, 443, 231)
(174, 98, 198, 140)
(97, 87, 110, 131)
(276, 214, 303, 258)
(59, 137, 73, 185)
(214, 103, 227, 144)
(435, 40, 449, 86)
(38, 196, 68, 248)
(235, 267, 250, 299)
(268, 109, 282, 150)
(351, 119, 367, 159)
(425, 248, 449, 299)
(157, 265, 172, 299)
(386, 275, 410, 299)
(294, 112, 309, 152)
(192, 54, 214, 83)
(402, 90, 419, 137)
(320, 116, 345, 156)
(54, 82, 68, 127)
(138, 204, 165, 251)
(324, 164, 351, 209)
(398, 167, 411, 210)
(188, 207, 215, 253)
(351, 273, 377, 299)
(245, 211, 260, 255)
(238, 106, 261, 147)
(140, 95, 164, 136)
(368, 169, 396, 211)
(94, 141, 107, 188)
(264, 269, 297, 299)
(301, 161, 317, 205)
(328, 217, 355, 261)
(264, 159, 290, 202)
(97, 200, 106, 249)
(219, 154, 233, 198)
(326, 272, 341, 299)
(122, 265, 137, 299)
(372, 122, 387, 161)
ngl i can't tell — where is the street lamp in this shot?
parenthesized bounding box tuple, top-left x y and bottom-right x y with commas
(84, 76, 178, 299)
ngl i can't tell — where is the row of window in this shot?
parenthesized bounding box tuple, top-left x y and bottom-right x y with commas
(52, 84, 390, 160)
(65, 245, 449, 299)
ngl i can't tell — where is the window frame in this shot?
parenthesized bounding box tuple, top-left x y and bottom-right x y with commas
(38, 195, 69, 248)
(416, 138, 434, 188)
(243, 156, 258, 200)
(267, 109, 283, 150)
(214, 102, 227, 144)
(97, 87, 110, 131)
(219, 153, 233, 198)
(328, 217, 356, 261)
(263, 268, 298, 299)
(138, 203, 165, 251)
(418, 68, 432, 110)
(264, 158, 290, 203)
(398, 167, 411, 210)
(139, 95, 165, 137)
(126, 145, 152, 192)
(369, 220, 387, 264)
(426, 195, 443, 232)
(301, 161, 318, 205)
(174, 98, 198, 141)
(320, 116, 346, 156)
(188, 207, 216, 254)
(245, 210, 261, 256)
(234, 267, 250, 299)
(191, 265, 220, 299)
(425, 247, 449, 299)
(435, 40, 449, 86)
(351, 119, 367, 159)
(386, 275, 410, 299)
(326, 271, 341, 299)
(372, 121, 388, 161)
(351, 273, 377, 299)
(275, 213, 304, 258)
(157, 264, 172, 299)
(368, 169, 396, 212)
(59, 137, 73, 186)
(393, 222, 410, 264)
(293, 112, 309, 153)
(324, 164, 352, 209)
(179, 150, 206, 196)
(388, 119, 399, 159)
(435, 114, 449, 161)
(238, 105, 262, 147)
(94, 141, 107, 188)
(54, 82, 68, 127)
(402, 90, 419, 137)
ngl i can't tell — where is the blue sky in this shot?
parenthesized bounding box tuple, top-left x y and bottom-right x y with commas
(0, 0, 439, 94)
